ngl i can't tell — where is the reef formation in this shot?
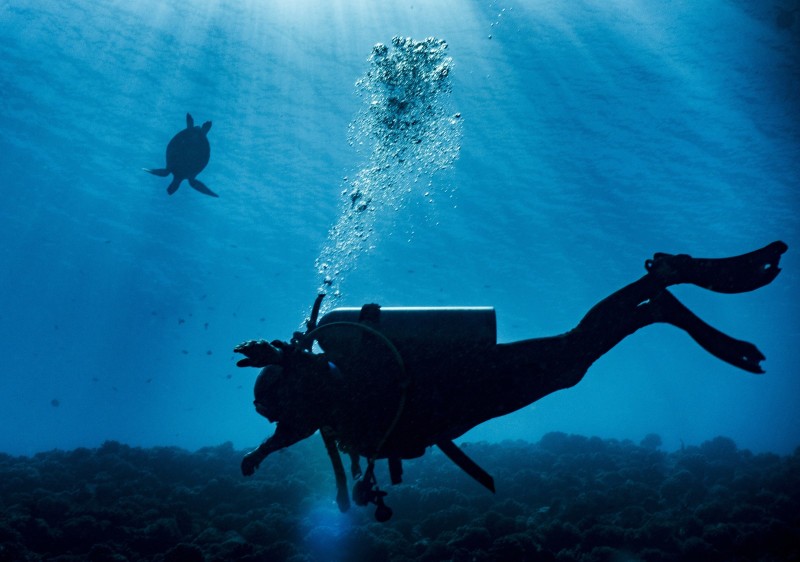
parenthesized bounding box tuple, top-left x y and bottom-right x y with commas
(0, 433, 797, 561)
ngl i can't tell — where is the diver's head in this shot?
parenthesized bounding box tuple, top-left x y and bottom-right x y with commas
(252, 354, 333, 425)
(253, 365, 286, 422)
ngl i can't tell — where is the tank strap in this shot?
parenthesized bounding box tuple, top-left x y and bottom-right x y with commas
(388, 456, 403, 485)
(436, 440, 495, 493)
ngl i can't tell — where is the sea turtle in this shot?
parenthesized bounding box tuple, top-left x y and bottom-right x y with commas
(144, 113, 217, 197)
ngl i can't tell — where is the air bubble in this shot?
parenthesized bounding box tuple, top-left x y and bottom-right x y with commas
(311, 35, 462, 314)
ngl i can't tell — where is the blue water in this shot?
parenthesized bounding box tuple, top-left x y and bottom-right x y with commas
(0, 0, 797, 457)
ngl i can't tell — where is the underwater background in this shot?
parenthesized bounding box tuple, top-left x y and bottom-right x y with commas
(2, 0, 798, 457)
(0, 0, 799, 560)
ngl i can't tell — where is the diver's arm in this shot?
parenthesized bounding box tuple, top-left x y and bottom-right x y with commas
(241, 422, 316, 476)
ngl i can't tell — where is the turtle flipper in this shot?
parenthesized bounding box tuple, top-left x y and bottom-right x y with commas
(645, 241, 788, 294)
(167, 177, 182, 195)
(189, 178, 218, 198)
(143, 167, 170, 177)
(186, 113, 194, 128)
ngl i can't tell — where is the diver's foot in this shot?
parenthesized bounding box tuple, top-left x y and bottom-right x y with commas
(645, 241, 787, 293)
(649, 290, 766, 374)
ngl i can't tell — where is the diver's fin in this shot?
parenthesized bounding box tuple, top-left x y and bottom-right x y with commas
(143, 167, 170, 177)
(652, 290, 766, 374)
(167, 177, 182, 195)
(437, 440, 495, 493)
(646, 241, 787, 294)
(189, 178, 218, 197)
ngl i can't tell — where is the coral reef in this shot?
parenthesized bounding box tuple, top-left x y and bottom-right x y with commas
(0, 433, 797, 561)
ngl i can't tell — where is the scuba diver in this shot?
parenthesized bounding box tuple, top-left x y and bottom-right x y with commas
(234, 241, 787, 521)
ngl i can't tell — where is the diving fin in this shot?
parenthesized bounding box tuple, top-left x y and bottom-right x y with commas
(646, 241, 787, 294)
(652, 290, 766, 374)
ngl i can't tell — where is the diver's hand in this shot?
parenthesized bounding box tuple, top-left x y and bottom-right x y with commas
(234, 340, 282, 368)
(241, 449, 265, 476)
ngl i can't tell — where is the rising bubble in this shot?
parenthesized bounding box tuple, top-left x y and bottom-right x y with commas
(312, 36, 462, 313)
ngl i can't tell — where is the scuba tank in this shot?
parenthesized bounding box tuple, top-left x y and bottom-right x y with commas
(309, 304, 498, 455)
(297, 297, 499, 522)
(314, 306, 497, 360)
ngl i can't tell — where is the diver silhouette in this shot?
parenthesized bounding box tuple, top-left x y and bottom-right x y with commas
(235, 241, 787, 521)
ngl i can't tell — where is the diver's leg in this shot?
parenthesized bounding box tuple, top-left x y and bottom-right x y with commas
(563, 283, 775, 379)
(320, 428, 350, 513)
(488, 290, 718, 415)
(555, 241, 786, 374)
(495, 241, 787, 400)
(514, 273, 665, 392)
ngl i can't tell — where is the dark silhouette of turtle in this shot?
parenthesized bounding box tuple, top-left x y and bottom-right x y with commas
(144, 113, 217, 197)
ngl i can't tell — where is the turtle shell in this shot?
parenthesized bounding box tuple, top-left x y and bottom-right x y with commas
(165, 126, 210, 180)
